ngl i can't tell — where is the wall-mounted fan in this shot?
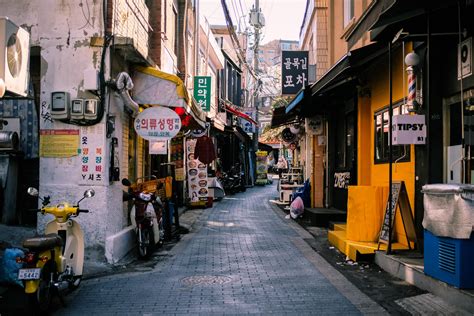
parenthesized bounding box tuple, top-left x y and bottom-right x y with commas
(0, 17, 30, 97)
(7, 33, 22, 78)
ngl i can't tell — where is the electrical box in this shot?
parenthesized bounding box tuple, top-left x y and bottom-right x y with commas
(70, 99, 84, 120)
(84, 99, 98, 120)
(51, 91, 70, 120)
(249, 11, 265, 28)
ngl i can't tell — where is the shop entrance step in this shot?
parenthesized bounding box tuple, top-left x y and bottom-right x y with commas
(304, 207, 346, 227)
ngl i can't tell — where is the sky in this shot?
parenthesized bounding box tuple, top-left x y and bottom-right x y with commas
(199, 0, 307, 44)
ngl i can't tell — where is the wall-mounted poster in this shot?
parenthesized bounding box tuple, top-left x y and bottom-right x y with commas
(39, 129, 79, 157)
(186, 139, 208, 204)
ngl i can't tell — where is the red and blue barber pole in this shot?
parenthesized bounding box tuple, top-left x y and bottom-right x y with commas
(404, 51, 420, 111)
(407, 65, 416, 108)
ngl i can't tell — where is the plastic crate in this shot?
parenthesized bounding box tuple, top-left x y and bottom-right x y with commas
(424, 230, 474, 289)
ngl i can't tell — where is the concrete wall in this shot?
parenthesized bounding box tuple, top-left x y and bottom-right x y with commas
(1, 1, 136, 259)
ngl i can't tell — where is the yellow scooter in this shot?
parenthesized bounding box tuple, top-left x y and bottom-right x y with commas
(16, 187, 94, 312)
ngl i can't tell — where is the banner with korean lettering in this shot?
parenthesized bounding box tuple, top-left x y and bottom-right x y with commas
(194, 76, 211, 112)
(80, 125, 107, 185)
(134, 106, 182, 140)
(240, 109, 256, 133)
(281, 51, 309, 95)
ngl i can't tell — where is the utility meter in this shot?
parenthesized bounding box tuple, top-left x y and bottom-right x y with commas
(51, 92, 70, 120)
(70, 99, 84, 119)
(84, 99, 98, 120)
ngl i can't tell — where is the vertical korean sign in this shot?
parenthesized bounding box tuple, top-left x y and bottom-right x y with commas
(194, 76, 211, 112)
(281, 51, 309, 95)
(80, 125, 106, 185)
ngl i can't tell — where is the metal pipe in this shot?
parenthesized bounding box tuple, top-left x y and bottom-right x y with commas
(426, 7, 431, 183)
(388, 41, 393, 254)
(458, 1, 465, 183)
(325, 118, 329, 208)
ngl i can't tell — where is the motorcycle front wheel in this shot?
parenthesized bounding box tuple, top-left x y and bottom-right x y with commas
(28, 262, 55, 313)
(68, 275, 82, 291)
(137, 227, 154, 258)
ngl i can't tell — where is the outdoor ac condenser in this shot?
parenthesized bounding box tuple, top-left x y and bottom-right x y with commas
(0, 17, 30, 97)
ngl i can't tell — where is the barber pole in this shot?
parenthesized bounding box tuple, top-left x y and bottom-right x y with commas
(407, 65, 416, 107)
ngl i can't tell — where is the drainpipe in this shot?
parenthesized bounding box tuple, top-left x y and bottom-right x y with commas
(325, 118, 329, 208)
(388, 41, 393, 255)
(194, 0, 199, 76)
(177, 0, 188, 81)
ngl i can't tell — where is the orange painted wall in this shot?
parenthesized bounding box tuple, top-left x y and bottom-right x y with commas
(358, 44, 416, 245)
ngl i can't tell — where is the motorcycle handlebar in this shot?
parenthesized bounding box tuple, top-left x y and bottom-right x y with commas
(78, 209, 89, 213)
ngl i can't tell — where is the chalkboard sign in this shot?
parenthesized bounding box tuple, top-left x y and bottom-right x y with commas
(378, 181, 418, 249)
(379, 182, 402, 243)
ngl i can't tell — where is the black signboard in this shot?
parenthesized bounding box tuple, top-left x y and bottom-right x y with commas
(281, 51, 309, 95)
(378, 181, 417, 250)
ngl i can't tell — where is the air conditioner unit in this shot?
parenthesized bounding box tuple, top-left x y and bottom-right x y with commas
(0, 17, 30, 97)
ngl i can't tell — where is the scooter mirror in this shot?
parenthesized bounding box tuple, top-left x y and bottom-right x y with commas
(121, 178, 131, 186)
(27, 187, 39, 197)
(84, 189, 95, 198)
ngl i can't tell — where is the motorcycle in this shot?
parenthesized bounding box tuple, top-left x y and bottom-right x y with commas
(17, 187, 94, 312)
(122, 177, 163, 258)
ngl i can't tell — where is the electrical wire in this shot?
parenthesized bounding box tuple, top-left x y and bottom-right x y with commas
(220, 0, 258, 79)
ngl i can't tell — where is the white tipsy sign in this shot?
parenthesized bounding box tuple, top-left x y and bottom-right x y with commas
(392, 114, 426, 145)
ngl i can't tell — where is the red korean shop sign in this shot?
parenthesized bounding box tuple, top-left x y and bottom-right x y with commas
(134, 106, 182, 140)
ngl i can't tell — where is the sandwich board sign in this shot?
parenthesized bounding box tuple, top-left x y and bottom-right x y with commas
(378, 181, 418, 251)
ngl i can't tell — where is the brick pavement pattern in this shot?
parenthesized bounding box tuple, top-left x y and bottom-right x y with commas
(57, 185, 377, 315)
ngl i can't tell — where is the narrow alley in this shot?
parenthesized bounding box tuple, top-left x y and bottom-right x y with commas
(54, 184, 385, 315)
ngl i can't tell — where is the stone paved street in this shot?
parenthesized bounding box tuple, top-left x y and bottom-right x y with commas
(56, 184, 386, 315)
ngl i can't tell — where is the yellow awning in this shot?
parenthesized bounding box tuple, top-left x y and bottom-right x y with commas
(132, 66, 206, 127)
(133, 66, 189, 106)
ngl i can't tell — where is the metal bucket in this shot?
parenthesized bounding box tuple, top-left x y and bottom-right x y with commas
(0, 131, 19, 150)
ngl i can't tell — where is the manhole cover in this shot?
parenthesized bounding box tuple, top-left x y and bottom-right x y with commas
(180, 275, 232, 286)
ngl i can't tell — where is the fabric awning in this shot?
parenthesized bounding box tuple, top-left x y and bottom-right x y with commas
(285, 89, 306, 114)
(299, 42, 386, 117)
(233, 126, 251, 143)
(311, 42, 385, 97)
(132, 66, 206, 128)
(224, 104, 257, 125)
(132, 66, 189, 107)
(270, 106, 298, 128)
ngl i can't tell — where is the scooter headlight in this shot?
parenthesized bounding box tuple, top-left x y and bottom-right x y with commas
(139, 192, 152, 201)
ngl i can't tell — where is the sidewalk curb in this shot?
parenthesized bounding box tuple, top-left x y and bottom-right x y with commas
(267, 200, 389, 315)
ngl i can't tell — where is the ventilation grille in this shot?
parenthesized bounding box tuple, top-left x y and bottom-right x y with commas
(438, 240, 456, 274)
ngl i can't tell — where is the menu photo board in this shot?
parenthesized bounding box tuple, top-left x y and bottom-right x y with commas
(256, 151, 268, 185)
(186, 139, 209, 204)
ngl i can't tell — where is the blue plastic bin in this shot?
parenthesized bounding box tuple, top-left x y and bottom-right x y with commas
(424, 229, 474, 289)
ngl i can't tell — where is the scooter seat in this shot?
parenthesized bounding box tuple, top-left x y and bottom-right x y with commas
(23, 233, 63, 250)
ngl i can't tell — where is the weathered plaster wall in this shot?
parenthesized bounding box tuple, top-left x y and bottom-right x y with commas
(2, 1, 128, 253)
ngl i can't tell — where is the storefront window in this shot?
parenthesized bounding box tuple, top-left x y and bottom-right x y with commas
(374, 102, 410, 164)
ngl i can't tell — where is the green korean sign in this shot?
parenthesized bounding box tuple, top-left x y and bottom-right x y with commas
(194, 76, 211, 112)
